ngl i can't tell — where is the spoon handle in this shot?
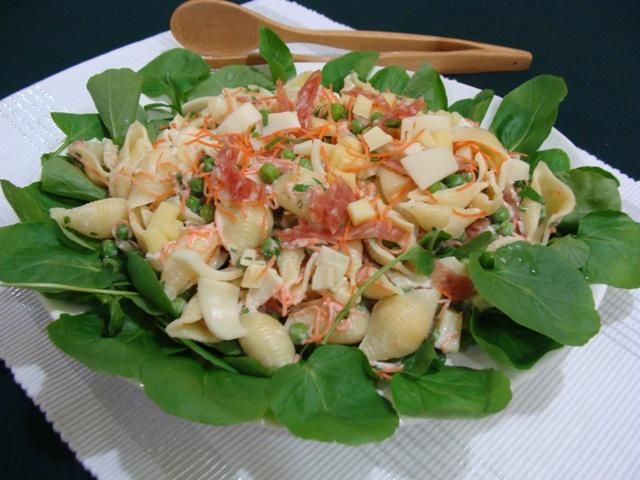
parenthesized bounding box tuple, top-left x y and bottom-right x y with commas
(205, 48, 531, 74)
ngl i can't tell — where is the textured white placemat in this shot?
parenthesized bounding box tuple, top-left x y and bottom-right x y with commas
(1, 1, 639, 479)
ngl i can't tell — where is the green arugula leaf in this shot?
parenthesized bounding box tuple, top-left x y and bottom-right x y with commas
(187, 65, 274, 100)
(258, 27, 296, 82)
(1, 180, 80, 223)
(529, 148, 570, 173)
(454, 231, 494, 260)
(391, 366, 511, 417)
(468, 242, 600, 345)
(87, 68, 142, 145)
(369, 66, 410, 94)
(490, 75, 567, 156)
(126, 251, 179, 317)
(548, 236, 590, 269)
(138, 48, 210, 109)
(403, 247, 434, 275)
(142, 355, 269, 425)
(224, 356, 274, 377)
(41, 156, 107, 201)
(321, 51, 379, 91)
(400, 340, 442, 377)
(47, 312, 163, 378)
(576, 211, 640, 288)
(449, 89, 494, 123)
(401, 63, 448, 111)
(470, 308, 562, 369)
(557, 167, 621, 232)
(49, 112, 107, 156)
(268, 345, 398, 444)
(0, 221, 115, 289)
(519, 185, 545, 204)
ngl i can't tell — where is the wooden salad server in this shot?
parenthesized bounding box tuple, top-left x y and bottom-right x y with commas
(170, 0, 532, 73)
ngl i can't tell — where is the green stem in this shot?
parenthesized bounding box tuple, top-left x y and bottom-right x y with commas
(180, 339, 239, 373)
(321, 245, 421, 344)
(0, 281, 140, 297)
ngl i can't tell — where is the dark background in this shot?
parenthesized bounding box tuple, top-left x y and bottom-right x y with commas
(1, 1, 637, 478)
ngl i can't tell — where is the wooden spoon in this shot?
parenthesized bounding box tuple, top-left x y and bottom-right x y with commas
(171, 0, 532, 74)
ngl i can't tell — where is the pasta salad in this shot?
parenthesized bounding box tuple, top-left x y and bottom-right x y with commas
(1, 28, 639, 444)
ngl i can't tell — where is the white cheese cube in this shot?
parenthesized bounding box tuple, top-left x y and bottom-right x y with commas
(400, 147, 458, 190)
(352, 94, 373, 119)
(362, 126, 393, 151)
(312, 246, 350, 291)
(215, 103, 262, 135)
(262, 111, 301, 136)
(347, 199, 376, 226)
(401, 114, 451, 141)
(293, 140, 313, 156)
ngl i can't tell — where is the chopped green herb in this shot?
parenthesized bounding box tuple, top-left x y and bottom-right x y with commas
(293, 183, 311, 192)
(299, 158, 312, 170)
(289, 322, 309, 344)
(384, 118, 401, 128)
(261, 237, 281, 258)
(370, 111, 384, 122)
(519, 186, 545, 204)
(259, 109, 270, 125)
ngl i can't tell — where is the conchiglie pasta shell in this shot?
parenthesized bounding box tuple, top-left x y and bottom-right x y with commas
(215, 205, 273, 264)
(239, 312, 295, 368)
(165, 296, 222, 344)
(109, 122, 152, 198)
(359, 289, 440, 361)
(50, 198, 127, 239)
(284, 304, 369, 345)
(277, 248, 306, 287)
(469, 170, 503, 216)
(271, 169, 323, 221)
(68, 140, 110, 186)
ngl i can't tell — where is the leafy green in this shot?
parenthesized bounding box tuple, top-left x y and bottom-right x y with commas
(49, 112, 107, 155)
(369, 66, 410, 94)
(125, 251, 179, 317)
(403, 247, 434, 275)
(401, 340, 442, 377)
(468, 242, 600, 345)
(454, 231, 494, 260)
(2, 180, 48, 222)
(529, 148, 570, 173)
(0, 221, 115, 289)
(41, 156, 107, 201)
(142, 355, 269, 425)
(100, 296, 127, 337)
(55, 222, 100, 252)
(448, 89, 494, 123)
(138, 48, 210, 109)
(401, 63, 448, 111)
(490, 75, 567, 156)
(557, 167, 621, 231)
(391, 366, 511, 417)
(321, 51, 379, 91)
(47, 312, 163, 378)
(576, 211, 640, 288)
(224, 356, 274, 377)
(548, 236, 590, 269)
(258, 27, 296, 83)
(86, 68, 142, 145)
(470, 308, 562, 369)
(187, 65, 274, 100)
(519, 185, 545, 204)
(268, 345, 398, 444)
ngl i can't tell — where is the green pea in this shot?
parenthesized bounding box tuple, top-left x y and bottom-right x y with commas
(370, 111, 384, 122)
(299, 158, 312, 170)
(289, 322, 309, 344)
(282, 149, 296, 160)
(461, 171, 474, 182)
(259, 163, 281, 184)
(384, 118, 401, 128)
(186, 196, 201, 213)
(350, 118, 366, 135)
(491, 206, 509, 224)
(428, 182, 446, 193)
(444, 173, 468, 188)
(115, 224, 129, 240)
(175, 172, 183, 183)
(497, 221, 514, 236)
(330, 103, 347, 121)
(190, 176, 204, 193)
(261, 237, 281, 258)
(101, 239, 118, 258)
(479, 251, 495, 269)
(199, 203, 214, 223)
(201, 155, 215, 172)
